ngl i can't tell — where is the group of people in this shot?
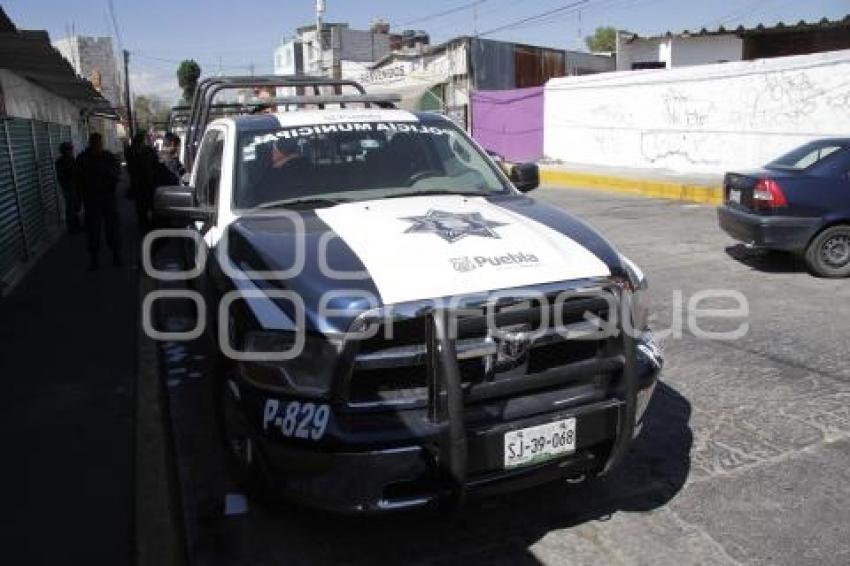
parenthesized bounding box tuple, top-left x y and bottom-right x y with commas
(54, 131, 185, 271)
(125, 132, 185, 233)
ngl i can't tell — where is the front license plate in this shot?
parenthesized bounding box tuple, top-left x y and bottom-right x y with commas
(729, 189, 742, 204)
(503, 418, 576, 469)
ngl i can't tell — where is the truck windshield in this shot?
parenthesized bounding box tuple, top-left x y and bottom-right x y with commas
(234, 119, 511, 209)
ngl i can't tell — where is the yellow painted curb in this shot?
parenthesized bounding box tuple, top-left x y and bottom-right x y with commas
(540, 168, 723, 206)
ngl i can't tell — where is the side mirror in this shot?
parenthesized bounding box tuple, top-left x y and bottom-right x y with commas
(153, 185, 211, 222)
(510, 163, 540, 193)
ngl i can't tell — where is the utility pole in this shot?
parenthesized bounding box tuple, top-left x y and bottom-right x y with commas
(315, 0, 325, 76)
(123, 49, 134, 139)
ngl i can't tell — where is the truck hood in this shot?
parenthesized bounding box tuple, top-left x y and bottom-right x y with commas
(226, 194, 627, 333)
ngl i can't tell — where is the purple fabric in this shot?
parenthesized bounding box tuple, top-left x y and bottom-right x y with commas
(471, 87, 544, 163)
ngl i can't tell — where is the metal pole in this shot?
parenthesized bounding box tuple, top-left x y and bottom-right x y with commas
(123, 49, 134, 138)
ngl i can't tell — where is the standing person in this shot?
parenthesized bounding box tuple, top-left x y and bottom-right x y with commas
(55, 142, 81, 233)
(76, 132, 122, 270)
(127, 132, 159, 233)
(158, 133, 186, 185)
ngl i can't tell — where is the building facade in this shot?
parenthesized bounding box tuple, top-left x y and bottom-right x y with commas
(52, 35, 122, 149)
(273, 23, 394, 79)
(616, 15, 850, 71)
(346, 37, 570, 129)
(52, 36, 121, 106)
(0, 10, 115, 291)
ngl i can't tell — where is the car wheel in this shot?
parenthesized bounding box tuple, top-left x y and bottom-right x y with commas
(805, 225, 850, 278)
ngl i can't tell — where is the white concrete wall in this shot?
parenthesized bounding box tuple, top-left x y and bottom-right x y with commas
(617, 34, 743, 71)
(616, 34, 667, 70)
(671, 35, 742, 67)
(544, 49, 850, 173)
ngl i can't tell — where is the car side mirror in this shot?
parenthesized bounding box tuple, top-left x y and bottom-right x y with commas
(510, 163, 540, 193)
(153, 185, 211, 222)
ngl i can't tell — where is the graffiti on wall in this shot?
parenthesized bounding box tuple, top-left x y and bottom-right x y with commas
(750, 71, 824, 126)
(640, 131, 721, 166)
(663, 88, 716, 128)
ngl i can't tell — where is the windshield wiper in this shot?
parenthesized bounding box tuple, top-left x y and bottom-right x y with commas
(381, 189, 489, 200)
(256, 197, 349, 210)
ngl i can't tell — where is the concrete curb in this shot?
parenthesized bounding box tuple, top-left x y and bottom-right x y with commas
(135, 274, 186, 566)
(540, 167, 723, 205)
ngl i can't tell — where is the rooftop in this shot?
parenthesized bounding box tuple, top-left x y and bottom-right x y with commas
(622, 14, 850, 42)
(0, 7, 117, 116)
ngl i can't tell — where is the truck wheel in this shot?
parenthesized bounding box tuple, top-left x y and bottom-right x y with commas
(805, 225, 850, 278)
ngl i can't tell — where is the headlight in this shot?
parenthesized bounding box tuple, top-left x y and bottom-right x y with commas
(238, 331, 343, 397)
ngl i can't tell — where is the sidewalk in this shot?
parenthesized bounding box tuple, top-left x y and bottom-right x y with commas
(539, 161, 724, 205)
(0, 194, 138, 563)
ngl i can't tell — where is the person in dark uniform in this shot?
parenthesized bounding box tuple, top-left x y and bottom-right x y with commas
(126, 132, 159, 233)
(55, 141, 81, 233)
(76, 132, 122, 270)
(158, 132, 186, 185)
(251, 137, 311, 206)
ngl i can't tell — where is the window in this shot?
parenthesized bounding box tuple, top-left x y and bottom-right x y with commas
(767, 141, 848, 172)
(233, 118, 510, 209)
(631, 61, 666, 70)
(193, 129, 225, 207)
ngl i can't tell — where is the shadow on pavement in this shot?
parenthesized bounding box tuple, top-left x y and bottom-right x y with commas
(149, 240, 692, 565)
(156, 307, 692, 566)
(724, 244, 807, 274)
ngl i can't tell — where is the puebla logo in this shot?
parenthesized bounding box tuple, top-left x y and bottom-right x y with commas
(450, 252, 540, 272)
(400, 209, 507, 243)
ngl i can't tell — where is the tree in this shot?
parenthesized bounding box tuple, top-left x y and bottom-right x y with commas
(176, 59, 201, 104)
(585, 26, 617, 53)
(133, 94, 170, 132)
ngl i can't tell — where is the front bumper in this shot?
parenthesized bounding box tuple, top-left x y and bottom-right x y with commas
(236, 333, 662, 513)
(717, 205, 818, 252)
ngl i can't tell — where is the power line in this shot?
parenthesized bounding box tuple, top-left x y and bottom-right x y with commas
(131, 51, 256, 71)
(106, 0, 123, 52)
(402, 0, 490, 27)
(477, 0, 591, 37)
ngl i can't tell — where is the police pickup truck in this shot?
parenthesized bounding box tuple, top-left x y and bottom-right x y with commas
(153, 76, 663, 513)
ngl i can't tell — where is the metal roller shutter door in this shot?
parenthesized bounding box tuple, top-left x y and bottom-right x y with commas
(34, 120, 60, 229)
(0, 120, 25, 280)
(6, 118, 47, 255)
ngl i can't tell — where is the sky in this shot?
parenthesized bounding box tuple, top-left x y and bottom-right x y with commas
(4, 0, 849, 104)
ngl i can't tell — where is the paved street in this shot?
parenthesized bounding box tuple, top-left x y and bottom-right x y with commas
(154, 185, 850, 566)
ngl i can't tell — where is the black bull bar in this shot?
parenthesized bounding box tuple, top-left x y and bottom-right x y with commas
(424, 294, 638, 512)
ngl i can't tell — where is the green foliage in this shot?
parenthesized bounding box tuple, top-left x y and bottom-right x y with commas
(176, 59, 202, 104)
(133, 94, 170, 132)
(585, 26, 617, 53)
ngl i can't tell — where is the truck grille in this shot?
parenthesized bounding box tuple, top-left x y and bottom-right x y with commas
(345, 290, 623, 408)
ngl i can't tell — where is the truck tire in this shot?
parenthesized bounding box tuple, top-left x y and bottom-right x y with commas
(805, 225, 850, 278)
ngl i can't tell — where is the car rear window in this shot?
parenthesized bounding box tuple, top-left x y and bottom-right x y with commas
(767, 141, 847, 171)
